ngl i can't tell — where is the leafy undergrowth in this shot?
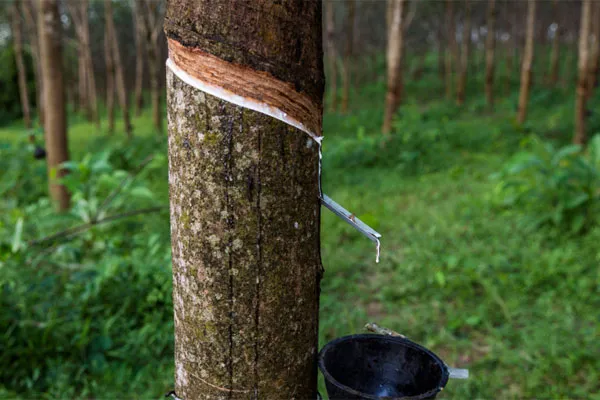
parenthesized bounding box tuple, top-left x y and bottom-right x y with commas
(1, 62, 599, 399)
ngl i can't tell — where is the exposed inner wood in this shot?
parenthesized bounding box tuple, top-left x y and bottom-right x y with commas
(168, 38, 322, 139)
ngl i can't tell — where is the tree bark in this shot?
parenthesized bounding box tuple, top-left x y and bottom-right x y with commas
(548, 0, 560, 85)
(105, 0, 133, 138)
(164, 1, 324, 398)
(23, 0, 43, 126)
(325, 0, 338, 112)
(39, 0, 70, 211)
(445, 0, 456, 99)
(575, 0, 592, 145)
(517, 0, 536, 125)
(341, 0, 355, 113)
(11, 1, 32, 129)
(484, 0, 496, 106)
(104, 0, 116, 134)
(382, 0, 405, 134)
(456, 0, 472, 105)
(133, 0, 145, 116)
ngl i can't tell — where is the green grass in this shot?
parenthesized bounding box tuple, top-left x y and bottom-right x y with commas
(1, 56, 599, 399)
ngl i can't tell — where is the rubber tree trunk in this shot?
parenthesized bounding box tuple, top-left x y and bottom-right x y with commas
(325, 0, 338, 112)
(133, 0, 145, 116)
(382, 0, 405, 134)
(586, 1, 600, 98)
(456, 0, 472, 105)
(548, 0, 560, 85)
(445, 0, 456, 99)
(104, 0, 116, 134)
(575, 0, 592, 145)
(517, 0, 536, 125)
(11, 1, 32, 129)
(22, 0, 43, 127)
(105, 0, 133, 138)
(484, 0, 496, 106)
(39, 0, 70, 211)
(341, 0, 355, 113)
(164, 1, 324, 398)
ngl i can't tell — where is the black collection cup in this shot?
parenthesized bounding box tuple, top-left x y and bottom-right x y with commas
(318, 334, 449, 399)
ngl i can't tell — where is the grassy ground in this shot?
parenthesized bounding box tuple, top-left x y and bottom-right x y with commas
(1, 60, 599, 398)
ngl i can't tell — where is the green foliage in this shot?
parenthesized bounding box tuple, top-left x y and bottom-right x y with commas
(494, 135, 600, 233)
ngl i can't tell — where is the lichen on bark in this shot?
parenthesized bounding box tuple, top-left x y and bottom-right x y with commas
(167, 67, 322, 398)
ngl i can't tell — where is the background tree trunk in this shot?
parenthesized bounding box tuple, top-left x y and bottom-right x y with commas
(325, 0, 338, 112)
(484, 0, 496, 106)
(11, 1, 32, 129)
(575, 0, 591, 145)
(105, 0, 133, 138)
(586, 1, 600, 98)
(382, 0, 405, 134)
(548, 0, 560, 85)
(22, 0, 43, 127)
(164, 0, 324, 397)
(133, 0, 145, 116)
(341, 0, 355, 113)
(456, 0, 471, 105)
(445, 0, 455, 99)
(517, 0, 536, 125)
(104, 0, 116, 134)
(142, 0, 164, 134)
(39, 0, 69, 211)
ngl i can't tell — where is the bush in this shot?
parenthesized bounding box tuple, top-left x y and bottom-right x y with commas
(494, 135, 600, 233)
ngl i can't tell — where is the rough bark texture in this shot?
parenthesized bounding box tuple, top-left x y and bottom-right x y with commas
(104, 0, 116, 134)
(39, 0, 70, 211)
(382, 0, 405, 134)
(133, 0, 145, 116)
(445, 0, 456, 99)
(105, 0, 133, 137)
(548, 0, 560, 85)
(484, 0, 496, 106)
(575, 0, 592, 145)
(517, 0, 536, 125)
(325, 0, 338, 112)
(23, 0, 43, 126)
(341, 0, 355, 114)
(11, 1, 32, 129)
(456, 0, 472, 105)
(144, 0, 164, 134)
(164, 1, 323, 398)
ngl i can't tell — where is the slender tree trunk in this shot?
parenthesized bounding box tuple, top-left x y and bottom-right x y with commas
(80, 0, 98, 127)
(39, 0, 70, 211)
(437, 24, 444, 80)
(445, 0, 456, 99)
(105, 0, 133, 137)
(484, 0, 496, 106)
(575, 0, 592, 145)
(325, 0, 338, 112)
(456, 0, 472, 105)
(382, 0, 405, 134)
(133, 0, 145, 116)
(586, 1, 600, 98)
(164, 1, 323, 398)
(548, 0, 560, 85)
(517, 0, 536, 125)
(341, 0, 355, 113)
(22, 0, 43, 127)
(11, 1, 32, 129)
(142, 0, 164, 134)
(78, 49, 88, 118)
(104, 0, 116, 134)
